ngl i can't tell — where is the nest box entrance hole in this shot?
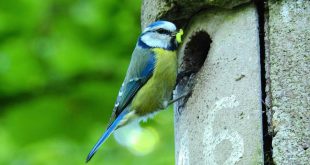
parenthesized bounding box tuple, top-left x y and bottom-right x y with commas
(183, 31, 212, 73)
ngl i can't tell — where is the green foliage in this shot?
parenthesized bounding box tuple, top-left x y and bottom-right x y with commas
(0, 0, 174, 164)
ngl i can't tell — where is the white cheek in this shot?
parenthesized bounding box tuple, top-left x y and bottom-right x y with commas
(141, 33, 170, 48)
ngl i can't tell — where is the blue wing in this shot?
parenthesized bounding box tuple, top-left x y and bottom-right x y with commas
(110, 46, 155, 119)
(86, 46, 155, 162)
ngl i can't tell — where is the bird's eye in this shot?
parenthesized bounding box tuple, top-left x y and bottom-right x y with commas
(156, 28, 170, 34)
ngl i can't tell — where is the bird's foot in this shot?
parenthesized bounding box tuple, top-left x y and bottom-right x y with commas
(174, 73, 196, 115)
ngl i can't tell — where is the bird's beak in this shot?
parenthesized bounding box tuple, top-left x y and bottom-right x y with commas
(171, 31, 178, 37)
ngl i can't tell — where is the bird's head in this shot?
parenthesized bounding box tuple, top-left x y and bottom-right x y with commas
(138, 21, 181, 50)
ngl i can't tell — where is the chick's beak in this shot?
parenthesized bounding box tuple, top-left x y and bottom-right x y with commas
(175, 29, 184, 44)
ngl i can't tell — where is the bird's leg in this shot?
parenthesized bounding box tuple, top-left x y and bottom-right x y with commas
(159, 91, 192, 110)
(168, 91, 192, 106)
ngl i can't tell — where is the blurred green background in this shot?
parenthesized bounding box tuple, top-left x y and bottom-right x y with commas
(0, 0, 174, 164)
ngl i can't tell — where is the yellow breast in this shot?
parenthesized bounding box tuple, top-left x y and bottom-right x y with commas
(132, 48, 177, 116)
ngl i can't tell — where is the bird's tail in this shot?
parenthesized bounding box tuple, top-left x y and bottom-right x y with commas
(86, 109, 129, 163)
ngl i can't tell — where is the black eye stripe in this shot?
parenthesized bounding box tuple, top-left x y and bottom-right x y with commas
(156, 28, 171, 34)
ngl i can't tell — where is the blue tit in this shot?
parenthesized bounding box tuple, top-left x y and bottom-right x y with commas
(86, 21, 183, 162)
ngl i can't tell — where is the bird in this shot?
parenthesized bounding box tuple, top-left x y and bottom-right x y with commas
(86, 20, 184, 162)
